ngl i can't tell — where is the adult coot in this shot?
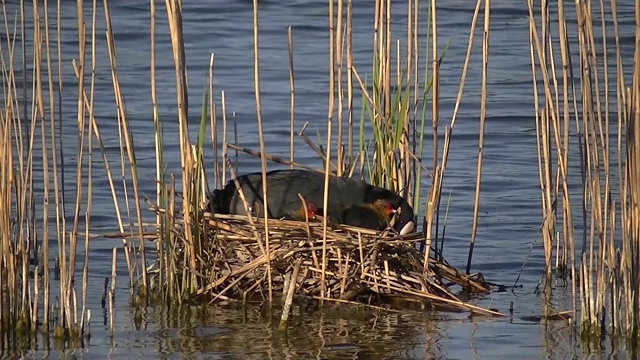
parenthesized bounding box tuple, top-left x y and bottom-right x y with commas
(209, 169, 415, 234)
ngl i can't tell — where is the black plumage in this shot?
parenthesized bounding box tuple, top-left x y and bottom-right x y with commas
(209, 169, 415, 234)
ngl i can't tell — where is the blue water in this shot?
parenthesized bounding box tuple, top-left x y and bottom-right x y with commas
(5, 0, 637, 358)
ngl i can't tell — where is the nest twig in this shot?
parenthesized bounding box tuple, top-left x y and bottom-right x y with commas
(147, 200, 500, 316)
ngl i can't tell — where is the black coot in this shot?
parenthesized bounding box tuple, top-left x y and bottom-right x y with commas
(209, 169, 415, 234)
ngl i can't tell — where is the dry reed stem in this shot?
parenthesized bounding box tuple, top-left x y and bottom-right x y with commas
(556, 0, 570, 274)
(631, 0, 640, 333)
(527, 0, 579, 319)
(165, 0, 193, 291)
(80, 0, 98, 334)
(320, 0, 338, 302)
(104, 0, 149, 293)
(384, 0, 390, 120)
(536, 0, 552, 296)
(279, 258, 302, 329)
(297, 194, 317, 270)
(226, 143, 320, 172)
(466, 0, 489, 275)
(297, 121, 337, 171)
(527, 0, 640, 337)
(221, 91, 228, 187)
(422, 166, 441, 273)
(71, 61, 131, 287)
(109, 248, 116, 336)
(225, 159, 268, 254)
(288, 26, 295, 170)
(168, 175, 177, 300)
(41, 0, 53, 332)
(431, 0, 481, 218)
(251, 0, 273, 303)
(335, 0, 344, 176)
(0, 6, 15, 331)
(151, 0, 162, 242)
(346, 0, 353, 167)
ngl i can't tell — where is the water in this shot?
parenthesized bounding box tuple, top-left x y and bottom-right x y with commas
(5, 0, 637, 358)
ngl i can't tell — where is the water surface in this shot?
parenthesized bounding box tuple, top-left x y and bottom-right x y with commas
(7, 0, 637, 358)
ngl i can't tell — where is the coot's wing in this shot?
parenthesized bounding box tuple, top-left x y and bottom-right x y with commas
(212, 169, 414, 233)
(264, 170, 325, 218)
(223, 170, 326, 218)
(339, 204, 386, 230)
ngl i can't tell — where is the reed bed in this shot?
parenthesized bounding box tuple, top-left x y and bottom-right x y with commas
(0, 0, 504, 344)
(12, 0, 640, 351)
(528, 0, 640, 342)
(0, 0, 151, 342)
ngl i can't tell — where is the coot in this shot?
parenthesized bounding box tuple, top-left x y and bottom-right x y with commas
(209, 169, 415, 234)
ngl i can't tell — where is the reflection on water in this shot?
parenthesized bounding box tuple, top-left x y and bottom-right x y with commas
(12, 292, 636, 359)
(117, 304, 443, 359)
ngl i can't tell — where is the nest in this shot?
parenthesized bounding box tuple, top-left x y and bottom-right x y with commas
(148, 199, 499, 315)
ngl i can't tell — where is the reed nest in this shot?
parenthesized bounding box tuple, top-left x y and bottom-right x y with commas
(148, 202, 500, 315)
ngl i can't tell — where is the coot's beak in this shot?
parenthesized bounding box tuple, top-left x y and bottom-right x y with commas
(399, 220, 414, 235)
(392, 201, 415, 235)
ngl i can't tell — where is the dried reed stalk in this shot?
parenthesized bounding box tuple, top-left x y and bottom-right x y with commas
(288, 27, 295, 170)
(164, 0, 194, 284)
(109, 248, 116, 336)
(104, 0, 149, 294)
(279, 258, 302, 329)
(221, 90, 228, 186)
(251, 0, 273, 303)
(426, 0, 481, 252)
(151, 0, 163, 245)
(321, 0, 337, 301)
(79, 0, 99, 335)
(335, 0, 344, 176)
(527, 0, 578, 319)
(226, 143, 319, 172)
(466, 0, 490, 275)
(346, 0, 353, 168)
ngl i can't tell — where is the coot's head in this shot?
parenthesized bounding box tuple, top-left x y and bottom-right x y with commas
(305, 201, 318, 220)
(371, 199, 396, 217)
(379, 198, 414, 235)
(365, 189, 415, 235)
